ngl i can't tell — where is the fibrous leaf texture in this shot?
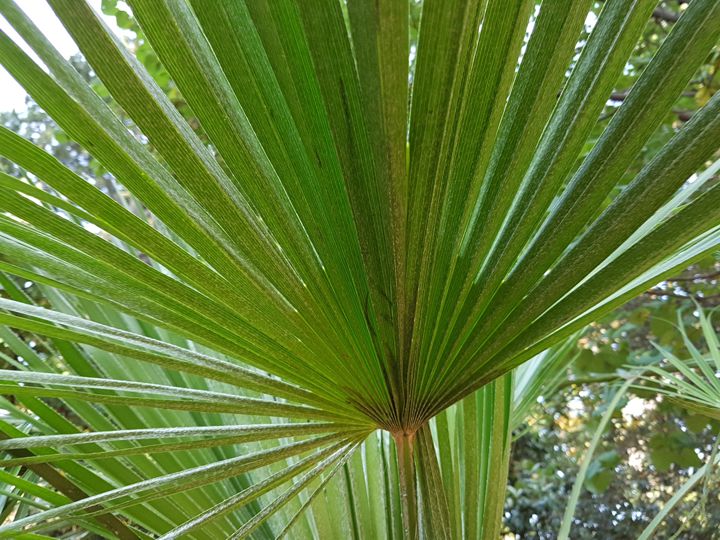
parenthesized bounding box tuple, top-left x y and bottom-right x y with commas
(0, 0, 719, 538)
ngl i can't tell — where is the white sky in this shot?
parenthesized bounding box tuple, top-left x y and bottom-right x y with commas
(0, 0, 123, 112)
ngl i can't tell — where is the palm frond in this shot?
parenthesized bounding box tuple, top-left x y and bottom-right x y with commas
(0, 0, 719, 537)
(640, 307, 720, 419)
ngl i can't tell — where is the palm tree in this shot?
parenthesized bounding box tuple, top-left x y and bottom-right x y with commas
(0, 0, 719, 537)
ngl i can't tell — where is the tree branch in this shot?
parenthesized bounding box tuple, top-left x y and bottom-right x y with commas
(666, 270, 720, 283)
(644, 288, 720, 304)
(652, 7, 680, 23)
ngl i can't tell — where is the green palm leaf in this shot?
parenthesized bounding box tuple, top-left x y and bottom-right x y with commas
(1, 0, 719, 537)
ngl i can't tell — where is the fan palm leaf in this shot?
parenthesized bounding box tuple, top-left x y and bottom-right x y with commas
(0, 0, 719, 537)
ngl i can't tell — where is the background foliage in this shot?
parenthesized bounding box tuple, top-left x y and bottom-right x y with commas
(502, 3, 720, 537)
